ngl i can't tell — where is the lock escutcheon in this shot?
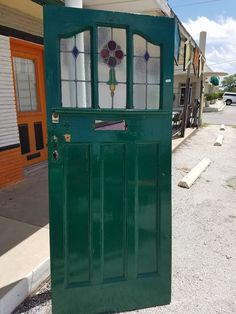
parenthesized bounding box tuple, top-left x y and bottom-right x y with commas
(52, 150, 59, 160)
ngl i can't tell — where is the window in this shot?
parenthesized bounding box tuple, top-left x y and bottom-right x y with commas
(59, 30, 161, 110)
(98, 27, 126, 109)
(60, 31, 91, 108)
(180, 84, 192, 106)
(13, 57, 38, 112)
(133, 34, 160, 109)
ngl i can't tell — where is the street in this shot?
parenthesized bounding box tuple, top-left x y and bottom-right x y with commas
(14, 124, 236, 314)
(203, 104, 236, 126)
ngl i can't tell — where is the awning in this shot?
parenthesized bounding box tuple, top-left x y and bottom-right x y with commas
(31, 0, 170, 14)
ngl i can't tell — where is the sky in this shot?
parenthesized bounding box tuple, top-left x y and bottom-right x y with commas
(168, 0, 236, 76)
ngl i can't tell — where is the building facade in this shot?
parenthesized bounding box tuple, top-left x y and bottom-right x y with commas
(0, 0, 206, 187)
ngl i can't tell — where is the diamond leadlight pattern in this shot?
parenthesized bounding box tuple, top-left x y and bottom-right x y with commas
(72, 46, 79, 59)
(144, 51, 150, 62)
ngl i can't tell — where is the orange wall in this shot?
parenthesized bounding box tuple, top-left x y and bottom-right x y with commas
(0, 147, 23, 188)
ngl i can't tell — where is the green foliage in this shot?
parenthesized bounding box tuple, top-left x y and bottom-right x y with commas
(218, 92, 224, 99)
(205, 93, 212, 101)
(221, 74, 236, 91)
(205, 93, 218, 101)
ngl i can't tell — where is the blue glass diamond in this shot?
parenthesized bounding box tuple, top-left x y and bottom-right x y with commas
(144, 51, 150, 62)
(72, 46, 79, 59)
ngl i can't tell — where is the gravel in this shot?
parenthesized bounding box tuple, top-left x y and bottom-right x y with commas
(13, 280, 51, 314)
(14, 125, 236, 314)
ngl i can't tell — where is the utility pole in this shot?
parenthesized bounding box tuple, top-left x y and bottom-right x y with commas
(181, 58, 191, 137)
(198, 31, 207, 127)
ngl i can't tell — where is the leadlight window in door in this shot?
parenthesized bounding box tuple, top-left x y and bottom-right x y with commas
(98, 27, 126, 109)
(13, 57, 38, 112)
(60, 31, 91, 108)
(133, 35, 160, 109)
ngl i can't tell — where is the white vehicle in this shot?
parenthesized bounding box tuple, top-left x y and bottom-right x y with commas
(223, 92, 236, 105)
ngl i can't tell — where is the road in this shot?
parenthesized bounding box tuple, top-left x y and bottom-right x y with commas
(14, 125, 236, 314)
(203, 103, 236, 126)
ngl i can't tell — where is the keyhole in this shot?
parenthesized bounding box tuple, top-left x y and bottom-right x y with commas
(53, 150, 59, 160)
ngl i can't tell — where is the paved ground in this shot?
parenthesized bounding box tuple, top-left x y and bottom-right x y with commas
(14, 124, 236, 314)
(203, 103, 236, 126)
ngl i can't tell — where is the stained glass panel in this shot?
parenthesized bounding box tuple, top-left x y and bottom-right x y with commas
(60, 30, 91, 107)
(133, 84, 146, 109)
(148, 42, 160, 58)
(113, 83, 126, 108)
(98, 27, 127, 108)
(147, 85, 160, 109)
(147, 59, 160, 84)
(60, 53, 75, 80)
(99, 83, 111, 108)
(76, 54, 91, 81)
(133, 57, 146, 84)
(60, 37, 74, 52)
(77, 82, 91, 107)
(133, 34, 160, 109)
(61, 81, 76, 108)
(133, 34, 146, 56)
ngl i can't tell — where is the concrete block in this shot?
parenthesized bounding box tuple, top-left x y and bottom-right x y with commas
(220, 124, 225, 131)
(178, 158, 211, 189)
(214, 134, 224, 146)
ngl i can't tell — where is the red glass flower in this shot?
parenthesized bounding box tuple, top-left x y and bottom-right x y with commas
(100, 40, 124, 68)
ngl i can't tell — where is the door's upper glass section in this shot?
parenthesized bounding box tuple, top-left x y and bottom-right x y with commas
(133, 35, 160, 109)
(60, 31, 91, 108)
(59, 30, 161, 109)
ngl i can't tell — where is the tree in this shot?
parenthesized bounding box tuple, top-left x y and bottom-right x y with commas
(221, 74, 236, 91)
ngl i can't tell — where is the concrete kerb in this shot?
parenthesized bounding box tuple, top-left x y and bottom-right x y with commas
(214, 134, 224, 146)
(178, 158, 211, 189)
(0, 258, 50, 314)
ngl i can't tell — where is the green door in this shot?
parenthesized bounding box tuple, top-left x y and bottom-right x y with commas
(44, 6, 174, 314)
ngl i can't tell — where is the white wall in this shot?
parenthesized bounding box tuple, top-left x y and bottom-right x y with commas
(0, 35, 19, 148)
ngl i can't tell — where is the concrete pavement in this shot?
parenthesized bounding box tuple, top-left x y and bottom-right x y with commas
(13, 124, 236, 314)
(0, 127, 197, 314)
(203, 99, 226, 112)
(0, 164, 49, 314)
(203, 103, 236, 126)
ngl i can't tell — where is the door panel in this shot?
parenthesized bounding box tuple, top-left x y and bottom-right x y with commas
(11, 38, 47, 166)
(45, 6, 174, 314)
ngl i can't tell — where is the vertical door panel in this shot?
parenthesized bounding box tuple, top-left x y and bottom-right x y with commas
(136, 143, 159, 276)
(64, 144, 91, 286)
(101, 143, 126, 282)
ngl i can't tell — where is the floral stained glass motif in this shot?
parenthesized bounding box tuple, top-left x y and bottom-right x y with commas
(133, 34, 160, 109)
(100, 40, 124, 98)
(98, 27, 127, 109)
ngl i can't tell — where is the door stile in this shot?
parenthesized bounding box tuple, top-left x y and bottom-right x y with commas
(91, 142, 102, 284)
(91, 25, 99, 109)
(126, 27, 133, 109)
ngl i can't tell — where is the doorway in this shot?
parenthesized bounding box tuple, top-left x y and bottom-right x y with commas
(11, 38, 47, 166)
